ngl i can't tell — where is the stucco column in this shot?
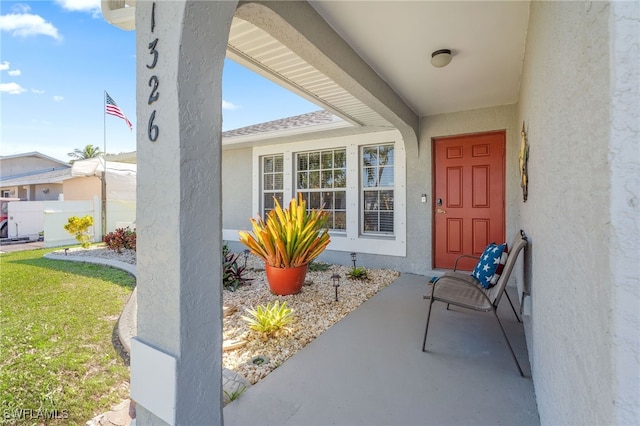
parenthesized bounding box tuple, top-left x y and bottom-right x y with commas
(131, 1, 237, 424)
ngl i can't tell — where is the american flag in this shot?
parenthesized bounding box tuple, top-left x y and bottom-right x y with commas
(105, 92, 133, 131)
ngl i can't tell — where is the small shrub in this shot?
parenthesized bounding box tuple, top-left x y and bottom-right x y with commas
(64, 215, 94, 248)
(222, 244, 252, 291)
(308, 261, 331, 272)
(103, 227, 136, 253)
(347, 266, 368, 280)
(242, 300, 293, 336)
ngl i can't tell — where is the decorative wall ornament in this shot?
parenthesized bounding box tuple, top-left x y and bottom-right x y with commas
(519, 121, 529, 202)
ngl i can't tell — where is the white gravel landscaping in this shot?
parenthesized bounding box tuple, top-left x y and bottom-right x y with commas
(50, 246, 400, 385)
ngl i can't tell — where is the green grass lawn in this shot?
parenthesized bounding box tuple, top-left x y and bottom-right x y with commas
(0, 247, 135, 425)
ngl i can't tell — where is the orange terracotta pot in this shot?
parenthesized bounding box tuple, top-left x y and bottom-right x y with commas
(264, 264, 308, 296)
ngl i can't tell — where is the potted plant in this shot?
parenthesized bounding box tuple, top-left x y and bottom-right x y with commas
(239, 195, 330, 295)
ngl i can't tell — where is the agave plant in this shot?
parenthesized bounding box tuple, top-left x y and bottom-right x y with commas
(238, 195, 330, 268)
(242, 300, 294, 336)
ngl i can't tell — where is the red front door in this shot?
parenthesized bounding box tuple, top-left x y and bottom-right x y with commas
(433, 131, 506, 270)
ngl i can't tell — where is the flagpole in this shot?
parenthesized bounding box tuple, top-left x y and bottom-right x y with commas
(102, 91, 107, 240)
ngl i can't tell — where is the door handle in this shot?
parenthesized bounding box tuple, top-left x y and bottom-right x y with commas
(436, 208, 447, 214)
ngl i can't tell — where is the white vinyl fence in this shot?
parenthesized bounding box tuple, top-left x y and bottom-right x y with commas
(7, 196, 136, 248)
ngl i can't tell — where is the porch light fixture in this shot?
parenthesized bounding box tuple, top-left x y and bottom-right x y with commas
(331, 273, 341, 301)
(431, 49, 452, 68)
(350, 252, 357, 268)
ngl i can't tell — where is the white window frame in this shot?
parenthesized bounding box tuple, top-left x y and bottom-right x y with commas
(361, 143, 395, 236)
(295, 148, 347, 232)
(252, 129, 406, 257)
(260, 154, 284, 217)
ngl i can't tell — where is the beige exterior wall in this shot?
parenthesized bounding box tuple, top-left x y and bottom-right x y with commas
(63, 176, 101, 201)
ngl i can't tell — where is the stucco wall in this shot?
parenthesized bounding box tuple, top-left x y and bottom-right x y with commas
(33, 183, 63, 201)
(224, 105, 522, 277)
(415, 105, 521, 271)
(222, 147, 253, 230)
(517, 1, 639, 424)
(63, 176, 101, 200)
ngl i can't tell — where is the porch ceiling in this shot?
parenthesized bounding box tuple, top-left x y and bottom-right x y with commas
(102, 1, 530, 123)
(231, 1, 530, 121)
(227, 17, 393, 128)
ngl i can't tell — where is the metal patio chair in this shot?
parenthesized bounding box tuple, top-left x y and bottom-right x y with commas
(422, 230, 529, 377)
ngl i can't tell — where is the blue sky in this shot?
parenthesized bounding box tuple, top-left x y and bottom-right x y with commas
(0, 0, 319, 162)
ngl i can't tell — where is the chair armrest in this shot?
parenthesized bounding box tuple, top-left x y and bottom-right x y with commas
(453, 254, 480, 271)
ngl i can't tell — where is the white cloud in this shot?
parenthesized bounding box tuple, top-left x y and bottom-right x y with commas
(0, 82, 27, 94)
(8, 69, 21, 76)
(32, 89, 45, 94)
(53, 95, 64, 102)
(0, 12, 62, 40)
(0, 61, 9, 71)
(222, 100, 240, 110)
(12, 4, 32, 14)
(55, 0, 101, 18)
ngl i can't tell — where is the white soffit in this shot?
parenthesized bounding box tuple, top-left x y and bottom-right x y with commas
(227, 17, 393, 129)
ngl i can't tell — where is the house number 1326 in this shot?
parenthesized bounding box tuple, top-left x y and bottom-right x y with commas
(147, 2, 159, 142)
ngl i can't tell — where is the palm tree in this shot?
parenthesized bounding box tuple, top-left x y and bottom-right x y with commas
(68, 144, 103, 162)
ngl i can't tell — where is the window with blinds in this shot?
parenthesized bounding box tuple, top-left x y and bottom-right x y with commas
(361, 144, 394, 235)
(296, 148, 347, 231)
(261, 154, 284, 216)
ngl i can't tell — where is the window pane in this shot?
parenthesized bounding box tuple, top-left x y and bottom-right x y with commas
(321, 170, 333, 188)
(334, 169, 346, 188)
(335, 191, 346, 209)
(322, 191, 334, 209)
(264, 194, 274, 210)
(298, 153, 308, 171)
(309, 192, 321, 209)
(309, 152, 320, 170)
(274, 156, 283, 172)
(299, 192, 309, 205)
(363, 167, 377, 187)
(364, 190, 379, 211)
(309, 171, 320, 189)
(273, 193, 283, 208)
(321, 151, 333, 169)
(378, 146, 394, 166)
(298, 172, 308, 189)
(274, 173, 283, 190)
(334, 211, 346, 230)
(264, 157, 273, 173)
(334, 149, 346, 168)
(380, 212, 394, 232)
(380, 191, 394, 210)
(379, 165, 394, 186)
(264, 174, 273, 190)
(364, 212, 379, 232)
(362, 147, 378, 167)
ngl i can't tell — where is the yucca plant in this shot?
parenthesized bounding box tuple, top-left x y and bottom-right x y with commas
(238, 195, 331, 268)
(242, 300, 294, 336)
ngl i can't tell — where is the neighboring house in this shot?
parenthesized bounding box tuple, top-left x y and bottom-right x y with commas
(0, 153, 136, 241)
(0, 152, 71, 201)
(103, 2, 639, 426)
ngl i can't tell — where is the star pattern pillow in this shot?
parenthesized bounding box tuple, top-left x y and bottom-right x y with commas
(472, 243, 509, 288)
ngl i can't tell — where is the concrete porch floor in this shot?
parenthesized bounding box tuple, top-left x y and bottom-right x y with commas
(223, 273, 539, 426)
